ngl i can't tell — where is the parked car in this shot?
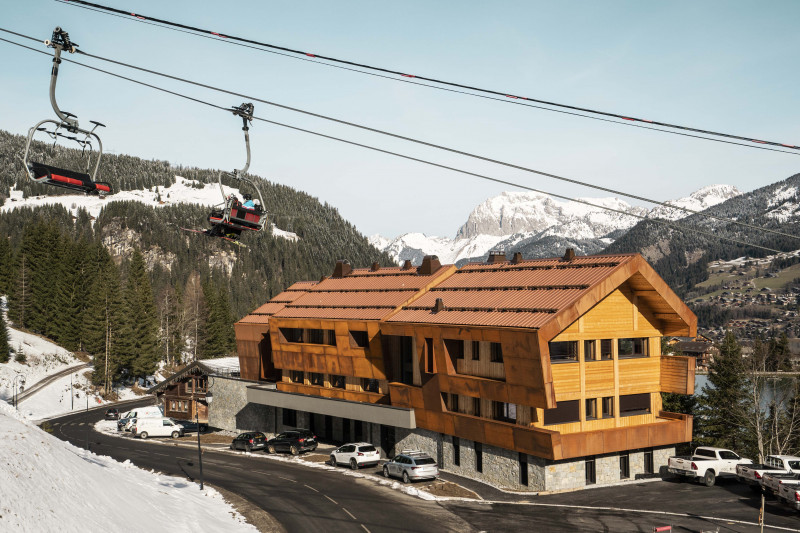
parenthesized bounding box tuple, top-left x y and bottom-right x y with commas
(130, 417, 184, 439)
(104, 408, 120, 420)
(383, 450, 439, 483)
(762, 472, 800, 496)
(123, 418, 138, 432)
(230, 432, 268, 452)
(117, 411, 133, 431)
(737, 455, 800, 492)
(667, 446, 752, 487)
(330, 442, 381, 470)
(778, 481, 800, 511)
(265, 429, 317, 455)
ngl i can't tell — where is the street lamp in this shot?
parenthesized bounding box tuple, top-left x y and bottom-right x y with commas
(12, 374, 26, 409)
(196, 375, 214, 490)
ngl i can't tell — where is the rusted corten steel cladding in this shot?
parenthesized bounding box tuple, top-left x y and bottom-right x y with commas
(235, 251, 697, 461)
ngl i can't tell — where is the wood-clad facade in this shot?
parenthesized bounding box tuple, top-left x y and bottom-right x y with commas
(236, 251, 696, 471)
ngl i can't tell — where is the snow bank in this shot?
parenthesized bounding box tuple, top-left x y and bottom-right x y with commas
(0, 400, 255, 532)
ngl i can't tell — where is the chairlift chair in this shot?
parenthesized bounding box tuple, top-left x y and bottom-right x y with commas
(22, 27, 112, 195)
(206, 102, 267, 240)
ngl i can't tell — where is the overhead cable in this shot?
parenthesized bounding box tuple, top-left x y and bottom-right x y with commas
(0, 34, 785, 256)
(54, 0, 800, 153)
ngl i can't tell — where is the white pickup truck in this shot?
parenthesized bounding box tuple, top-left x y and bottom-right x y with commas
(667, 447, 752, 486)
(736, 455, 800, 492)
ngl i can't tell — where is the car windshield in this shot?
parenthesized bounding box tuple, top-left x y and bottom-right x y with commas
(788, 461, 800, 470)
(414, 458, 436, 465)
(359, 446, 376, 452)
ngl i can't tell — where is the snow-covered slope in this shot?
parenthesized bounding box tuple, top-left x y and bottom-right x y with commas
(0, 176, 298, 241)
(0, 401, 255, 533)
(372, 185, 740, 265)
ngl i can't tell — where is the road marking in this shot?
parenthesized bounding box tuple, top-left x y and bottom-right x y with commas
(360, 525, 371, 533)
(304, 484, 319, 492)
(278, 476, 296, 483)
(324, 495, 337, 505)
(342, 508, 356, 520)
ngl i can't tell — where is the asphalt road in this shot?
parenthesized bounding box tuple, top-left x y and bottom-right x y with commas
(48, 403, 473, 533)
(46, 402, 800, 532)
(17, 363, 90, 403)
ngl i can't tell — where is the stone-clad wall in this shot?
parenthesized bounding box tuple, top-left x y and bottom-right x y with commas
(208, 377, 275, 434)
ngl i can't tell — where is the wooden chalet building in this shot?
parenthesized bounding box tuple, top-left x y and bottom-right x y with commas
(235, 251, 696, 491)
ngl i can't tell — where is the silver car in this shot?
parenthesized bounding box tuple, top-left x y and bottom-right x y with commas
(383, 450, 439, 483)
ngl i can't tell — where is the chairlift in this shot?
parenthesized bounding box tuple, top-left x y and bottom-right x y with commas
(205, 102, 267, 241)
(22, 27, 111, 195)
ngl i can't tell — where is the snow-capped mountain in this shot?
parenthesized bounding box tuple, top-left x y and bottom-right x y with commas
(370, 185, 741, 265)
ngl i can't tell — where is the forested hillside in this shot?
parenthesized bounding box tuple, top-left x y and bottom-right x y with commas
(0, 130, 392, 385)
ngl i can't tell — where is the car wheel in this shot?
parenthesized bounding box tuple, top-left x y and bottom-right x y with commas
(383, 466, 390, 478)
(350, 458, 359, 470)
(290, 445, 299, 456)
(267, 444, 276, 454)
(703, 470, 716, 487)
(245, 444, 252, 453)
(171, 431, 179, 439)
(402, 471, 410, 484)
(229, 443, 234, 450)
(139, 432, 148, 440)
(331, 456, 337, 467)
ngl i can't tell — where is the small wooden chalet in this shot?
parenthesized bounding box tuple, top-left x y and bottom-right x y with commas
(148, 357, 240, 423)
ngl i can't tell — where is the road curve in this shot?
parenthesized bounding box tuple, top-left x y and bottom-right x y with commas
(17, 363, 90, 403)
(47, 404, 474, 533)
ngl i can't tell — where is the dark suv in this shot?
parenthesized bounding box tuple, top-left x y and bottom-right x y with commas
(230, 432, 267, 452)
(104, 408, 120, 420)
(266, 429, 318, 455)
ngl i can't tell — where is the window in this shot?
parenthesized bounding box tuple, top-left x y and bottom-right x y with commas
(475, 442, 483, 473)
(719, 451, 740, 460)
(472, 397, 481, 417)
(289, 370, 304, 384)
(586, 457, 596, 485)
(471, 341, 481, 361)
(620, 454, 630, 479)
(519, 453, 528, 486)
(619, 393, 650, 416)
(330, 374, 346, 389)
(282, 408, 297, 427)
(600, 339, 613, 360)
(601, 396, 614, 418)
(425, 338, 435, 373)
(349, 330, 369, 348)
(444, 338, 465, 360)
(549, 341, 578, 363)
(453, 437, 461, 466)
(644, 450, 654, 474)
(492, 401, 517, 423)
(490, 342, 503, 363)
(170, 401, 176, 411)
(441, 392, 458, 412)
(280, 327, 304, 343)
(543, 400, 580, 425)
(354, 420, 363, 442)
(310, 372, 324, 386)
(585, 398, 598, 420)
(584, 340, 597, 361)
(307, 329, 326, 344)
(618, 338, 649, 358)
(362, 378, 380, 393)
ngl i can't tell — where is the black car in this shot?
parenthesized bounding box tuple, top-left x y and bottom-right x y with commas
(104, 408, 120, 420)
(230, 432, 267, 452)
(266, 429, 317, 455)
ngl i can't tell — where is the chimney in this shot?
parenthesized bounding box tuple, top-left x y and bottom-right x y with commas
(332, 259, 352, 278)
(418, 255, 441, 275)
(433, 298, 445, 313)
(562, 248, 576, 262)
(371, 262, 380, 272)
(487, 249, 506, 264)
(401, 260, 413, 270)
(511, 252, 523, 264)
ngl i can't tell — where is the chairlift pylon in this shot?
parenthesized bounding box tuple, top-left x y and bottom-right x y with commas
(22, 27, 112, 195)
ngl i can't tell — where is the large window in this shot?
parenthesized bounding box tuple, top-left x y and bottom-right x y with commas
(330, 374, 346, 389)
(618, 338, 649, 358)
(310, 372, 324, 386)
(543, 400, 580, 425)
(492, 401, 517, 423)
(444, 339, 465, 360)
(362, 378, 380, 393)
(289, 370, 304, 384)
(549, 341, 578, 363)
(282, 408, 297, 427)
(279, 327, 303, 343)
(308, 329, 335, 345)
(350, 330, 369, 348)
(619, 393, 651, 416)
(490, 342, 503, 363)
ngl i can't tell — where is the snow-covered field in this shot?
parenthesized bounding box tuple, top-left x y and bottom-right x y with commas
(0, 401, 256, 533)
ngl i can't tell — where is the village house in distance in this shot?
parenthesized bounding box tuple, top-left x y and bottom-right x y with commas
(233, 250, 696, 492)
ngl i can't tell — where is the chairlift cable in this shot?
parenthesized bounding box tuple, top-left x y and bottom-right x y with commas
(54, 0, 800, 153)
(0, 34, 787, 255)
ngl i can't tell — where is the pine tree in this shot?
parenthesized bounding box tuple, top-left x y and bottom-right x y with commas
(0, 306, 10, 363)
(695, 330, 748, 450)
(117, 250, 160, 379)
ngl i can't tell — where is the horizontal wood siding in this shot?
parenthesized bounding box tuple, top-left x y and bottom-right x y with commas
(584, 361, 614, 396)
(551, 363, 580, 400)
(660, 356, 696, 394)
(618, 358, 660, 395)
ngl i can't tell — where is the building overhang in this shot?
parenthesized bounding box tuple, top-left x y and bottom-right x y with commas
(246, 385, 417, 429)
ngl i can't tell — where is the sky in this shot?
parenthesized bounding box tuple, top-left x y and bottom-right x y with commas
(1, 0, 799, 239)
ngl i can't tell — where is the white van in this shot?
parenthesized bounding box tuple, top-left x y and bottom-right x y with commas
(122, 406, 164, 431)
(131, 417, 185, 439)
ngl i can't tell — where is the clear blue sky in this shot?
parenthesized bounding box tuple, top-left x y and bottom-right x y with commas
(2, 0, 799, 238)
